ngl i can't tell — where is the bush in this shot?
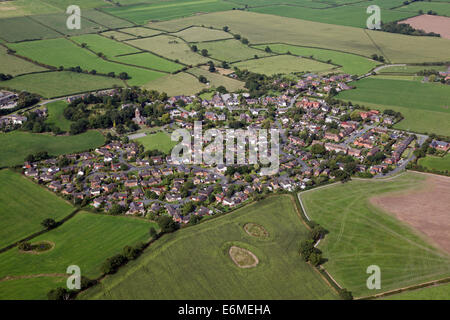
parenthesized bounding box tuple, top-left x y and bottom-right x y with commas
(47, 287, 70, 300)
(101, 254, 127, 274)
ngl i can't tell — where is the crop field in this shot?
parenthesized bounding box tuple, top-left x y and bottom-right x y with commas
(44, 100, 72, 132)
(1, 71, 124, 99)
(255, 44, 379, 75)
(0, 169, 74, 249)
(418, 154, 450, 172)
(112, 52, 183, 73)
(80, 195, 339, 300)
(398, 14, 450, 40)
(150, 11, 450, 63)
(188, 67, 244, 91)
(336, 77, 450, 136)
(300, 172, 450, 298)
(0, 46, 46, 76)
(71, 34, 141, 58)
(126, 35, 209, 66)
(173, 27, 232, 42)
(144, 72, 207, 95)
(135, 131, 177, 154)
(0, 130, 105, 168)
(232, 55, 334, 75)
(7, 39, 164, 86)
(383, 283, 450, 300)
(101, 0, 235, 25)
(0, 212, 157, 299)
(30, 13, 106, 36)
(197, 39, 273, 62)
(0, 16, 60, 42)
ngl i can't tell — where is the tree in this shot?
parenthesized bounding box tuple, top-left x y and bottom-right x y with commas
(201, 49, 209, 57)
(299, 239, 315, 261)
(18, 241, 32, 251)
(149, 227, 157, 238)
(191, 45, 198, 52)
(265, 46, 272, 53)
(118, 72, 130, 80)
(198, 75, 208, 83)
(157, 216, 179, 233)
(309, 252, 322, 266)
(311, 143, 326, 155)
(223, 26, 229, 32)
(109, 204, 125, 215)
(339, 288, 353, 300)
(47, 287, 70, 300)
(41, 218, 57, 230)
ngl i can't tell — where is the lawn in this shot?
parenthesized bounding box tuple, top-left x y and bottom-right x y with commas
(0, 46, 46, 76)
(255, 44, 379, 75)
(112, 52, 184, 73)
(336, 77, 450, 136)
(173, 26, 232, 43)
(300, 172, 450, 298)
(126, 35, 210, 66)
(1, 71, 124, 99)
(197, 39, 274, 62)
(80, 195, 339, 299)
(0, 169, 74, 249)
(418, 154, 450, 172)
(0, 130, 105, 167)
(135, 131, 177, 154)
(71, 34, 141, 58)
(383, 283, 450, 300)
(232, 55, 334, 75)
(44, 100, 72, 132)
(0, 212, 157, 299)
(188, 67, 244, 91)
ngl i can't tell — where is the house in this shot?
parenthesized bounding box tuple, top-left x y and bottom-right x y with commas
(195, 206, 213, 216)
(430, 140, 449, 152)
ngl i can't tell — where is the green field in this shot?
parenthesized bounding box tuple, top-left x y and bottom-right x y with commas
(0, 130, 105, 167)
(0, 276, 67, 300)
(301, 172, 450, 298)
(119, 27, 161, 38)
(71, 34, 141, 58)
(144, 72, 208, 95)
(383, 283, 450, 300)
(44, 100, 73, 131)
(40, 0, 107, 10)
(102, 0, 235, 25)
(377, 65, 448, 75)
(1, 71, 124, 99)
(232, 55, 334, 75)
(80, 195, 339, 299)
(100, 30, 136, 41)
(135, 131, 177, 154)
(0, 212, 157, 299)
(126, 35, 210, 66)
(0, 46, 46, 76)
(418, 154, 450, 172)
(82, 9, 135, 29)
(0, 169, 74, 249)
(398, 2, 450, 17)
(256, 44, 379, 75)
(0, 0, 59, 18)
(0, 16, 60, 42)
(112, 52, 184, 73)
(336, 77, 450, 136)
(188, 67, 244, 91)
(173, 26, 233, 42)
(197, 39, 273, 62)
(30, 13, 106, 36)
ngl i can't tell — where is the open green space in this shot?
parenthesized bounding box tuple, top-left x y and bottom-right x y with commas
(418, 154, 450, 172)
(397, 2, 450, 17)
(135, 131, 177, 154)
(197, 39, 273, 62)
(377, 65, 448, 75)
(118, 27, 162, 38)
(0, 16, 60, 42)
(30, 13, 106, 36)
(112, 52, 183, 73)
(256, 44, 379, 75)
(188, 67, 244, 91)
(301, 172, 450, 297)
(233, 55, 334, 75)
(40, 0, 107, 10)
(144, 72, 207, 95)
(0, 276, 67, 300)
(0, 0, 59, 19)
(0, 169, 74, 249)
(82, 9, 135, 29)
(80, 195, 338, 299)
(71, 34, 141, 58)
(44, 100, 73, 132)
(0, 46, 46, 76)
(336, 77, 450, 136)
(100, 30, 136, 41)
(173, 26, 233, 42)
(383, 283, 450, 300)
(0, 130, 105, 168)
(0, 212, 157, 299)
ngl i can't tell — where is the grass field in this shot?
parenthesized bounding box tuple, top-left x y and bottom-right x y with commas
(144, 72, 207, 95)
(30, 13, 106, 36)
(118, 27, 162, 38)
(150, 10, 450, 63)
(102, 0, 235, 25)
(232, 55, 334, 75)
(0, 130, 105, 168)
(100, 30, 136, 41)
(0, 0, 59, 18)
(377, 65, 448, 75)
(0, 169, 74, 249)
(197, 39, 273, 62)
(135, 131, 177, 154)
(80, 195, 339, 300)
(336, 77, 450, 136)
(398, 2, 450, 17)
(126, 35, 210, 66)
(0, 276, 67, 300)
(383, 283, 450, 300)
(301, 172, 450, 297)
(112, 52, 184, 73)
(0, 212, 157, 299)
(0, 46, 46, 76)
(0, 16, 60, 42)
(40, 0, 107, 10)
(71, 34, 141, 58)
(255, 44, 379, 75)
(1, 71, 124, 99)
(188, 67, 244, 91)
(418, 154, 450, 172)
(82, 9, 135, 29)
(44, 101, 72, 131)
(173, 26, 233, 42)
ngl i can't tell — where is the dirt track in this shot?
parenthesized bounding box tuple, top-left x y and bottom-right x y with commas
(370, 174, 450, 254)
(399, 15, 450, 39)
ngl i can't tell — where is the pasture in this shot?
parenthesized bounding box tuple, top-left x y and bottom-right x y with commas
(100, 30, 136, 41)
(383, 283, 450, 300)
(30, 13, 106, 36)
(0, 169, 74, 249)
(418, 154, 450, 173)
(0, 16, 60, 42)
(1, 71, 124, 99)
(377, 65, 448, 75)
(112, 52, 183, 73)
(398, 2, 450, 17)
(300, 172, 450, 298)
(0, 276, 67, 300)
(197, 39, 273, 62)
(0, 0, 59, 19)
(188, 67, 244, 91)
(44, 100, 72, 131)
(118, 27, 161, 38)
(71, 34, 140, 58)
(173, 26, 233, 42)
(82, 9, 134, 29)
(256, 44, 379, 75)
(0, 46, 46, 76)
(0, 130, 105, 168)
(336, 77, 450, 136)
(232, 55, 334, 75)
(144, 72, 207, 95)
(0, 212, 157, 299)
(135, 131, 177, 154)
(80, 195, 338, 300)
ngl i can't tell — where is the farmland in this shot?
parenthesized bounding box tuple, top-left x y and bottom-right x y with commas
(383, 283, 450, 300)
(0, 169, 74, 249)
(418, 154, 450, 172)
(80, 195, 338, 300)
(188, 67, 244, 91)
(173, 26, 232, 42)
(0, 130, 105, 168)
(30, 13, 106, 36)
(135, 131, 177, 154)
(233, 55, 334, 75)
(197, 39, 273, 62)
(112, 52, 183, 73)
(255, 44, 379, 75)
(0, 16, 60, 42)
(118, 27, 161, 38)
(300, 172, 450, 298)
(0, 276, 67, 300)
(143, 72, 207, 95)
(336, 77, 450, 136)
(0, 46, 46, 76)
(44, 101, 72, 132)
(71, 34, 140, 58)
